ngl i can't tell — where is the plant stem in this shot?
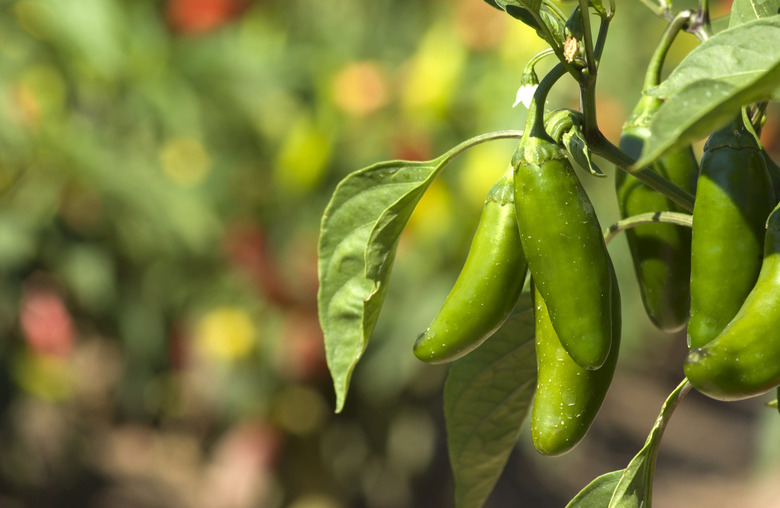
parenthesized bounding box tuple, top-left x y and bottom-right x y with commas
(527, 64, 569, 139)
(592, 15, 611, 64)
(643, 10, 692, 91)
(442, 130, 525, 165)
(579, 73, 599, 141)
(578, 13, 611, 142)
(637, 0, 665, 18)
(589, 134, 695, 212)
(527, 9, 580, 81)
(698, 0, 711, 33)
(578, 0, 598, 77)
(603, 211, 692, 244)
(524, 48, 556, 76)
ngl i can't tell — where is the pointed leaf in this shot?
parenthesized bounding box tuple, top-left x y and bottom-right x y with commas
(607, 380, 691, 507)
(729, 0, 780, 27)
(566, 381, 692, 507)
(563, 125, 605, 177)
(492, 1, 566, 47)
(493, 0, 543, 11)
(635, 16, 780, 167)
(565, 470, 624, 507)
(444, 297, 537, 508)
(318, 157, 445, 412)
(609, 448, 652, 508)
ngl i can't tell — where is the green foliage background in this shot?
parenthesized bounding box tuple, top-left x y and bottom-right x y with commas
(0, 0, 778, 507)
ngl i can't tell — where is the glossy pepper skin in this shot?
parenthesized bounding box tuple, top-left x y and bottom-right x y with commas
(687, 115, 775, 349)
(513, 133, 615, 369)
(685, 202, 780, 401)
(530, 268, 621, 456)
(413, 169, 528, 364)
(617, 95, 698, 332)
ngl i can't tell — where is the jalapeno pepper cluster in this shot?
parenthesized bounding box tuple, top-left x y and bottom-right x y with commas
(415, 111, 621, 455)
(683, 114, 780, 401)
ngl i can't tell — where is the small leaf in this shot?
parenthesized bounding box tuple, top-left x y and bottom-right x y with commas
(729, 0, 780, 28)
(635, 16, 780, 167)
(444, 298, 537, 508)
(318, 157, 445, 412)
(563, 125, 605, 177)
(565, 470, 624, 507)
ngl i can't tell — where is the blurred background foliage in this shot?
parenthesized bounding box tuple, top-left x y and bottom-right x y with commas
(0, 0, 778, 507)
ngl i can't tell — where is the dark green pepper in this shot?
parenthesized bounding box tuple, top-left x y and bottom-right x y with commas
(513, 132, 615, 369)
(413, 168, 528, 363)
(685, 202, 780, 400)
(617, 94, 698, 333)
(761, 146, 780, 203)
(687, 114, 775, 349)
(531, 267, 620, 456)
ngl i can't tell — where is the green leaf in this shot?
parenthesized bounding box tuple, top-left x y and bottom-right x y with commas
(609, 448, 653, 507)
(565, 470, 624, 507)
(566, 380, 692, 507)
(607, 380, 691, 507)
(635, 16, 780, 168)
(318, 131, 524, 412)
(493, 0, 543, 11)
(562, 124, 605, 177)
(318, 158, 443, 413)
(492, 0, 566, 48)
(729, 0, 780, 28)
(444, 297, 537, 508)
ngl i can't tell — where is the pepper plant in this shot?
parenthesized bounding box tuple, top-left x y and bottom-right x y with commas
(317, 0, 780, 506)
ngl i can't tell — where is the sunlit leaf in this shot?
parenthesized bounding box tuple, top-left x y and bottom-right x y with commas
(565, 381, 691, 507)
(565, 470, 623, 507)
(444, 297, 537, 508)
(729, 0, 780, 27)
(318, 157, 444, 413)
(607, 380, 691, 507)
(635, 16, 780, 168)
(563, 124, 605, 177)
(489, 0, 566, 47)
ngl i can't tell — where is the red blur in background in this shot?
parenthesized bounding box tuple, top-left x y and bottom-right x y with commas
(167, 0, 250, 34)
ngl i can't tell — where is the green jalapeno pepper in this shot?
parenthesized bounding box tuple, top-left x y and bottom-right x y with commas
(687, 114, 775, 349)
(513, 133, 615, 369)
(761, 147, 780, 204)
(413, 168, 528, 364)
(685, 202, 780, 400)
(617, 94, 698, 333)
(530, 266, 621, 456)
